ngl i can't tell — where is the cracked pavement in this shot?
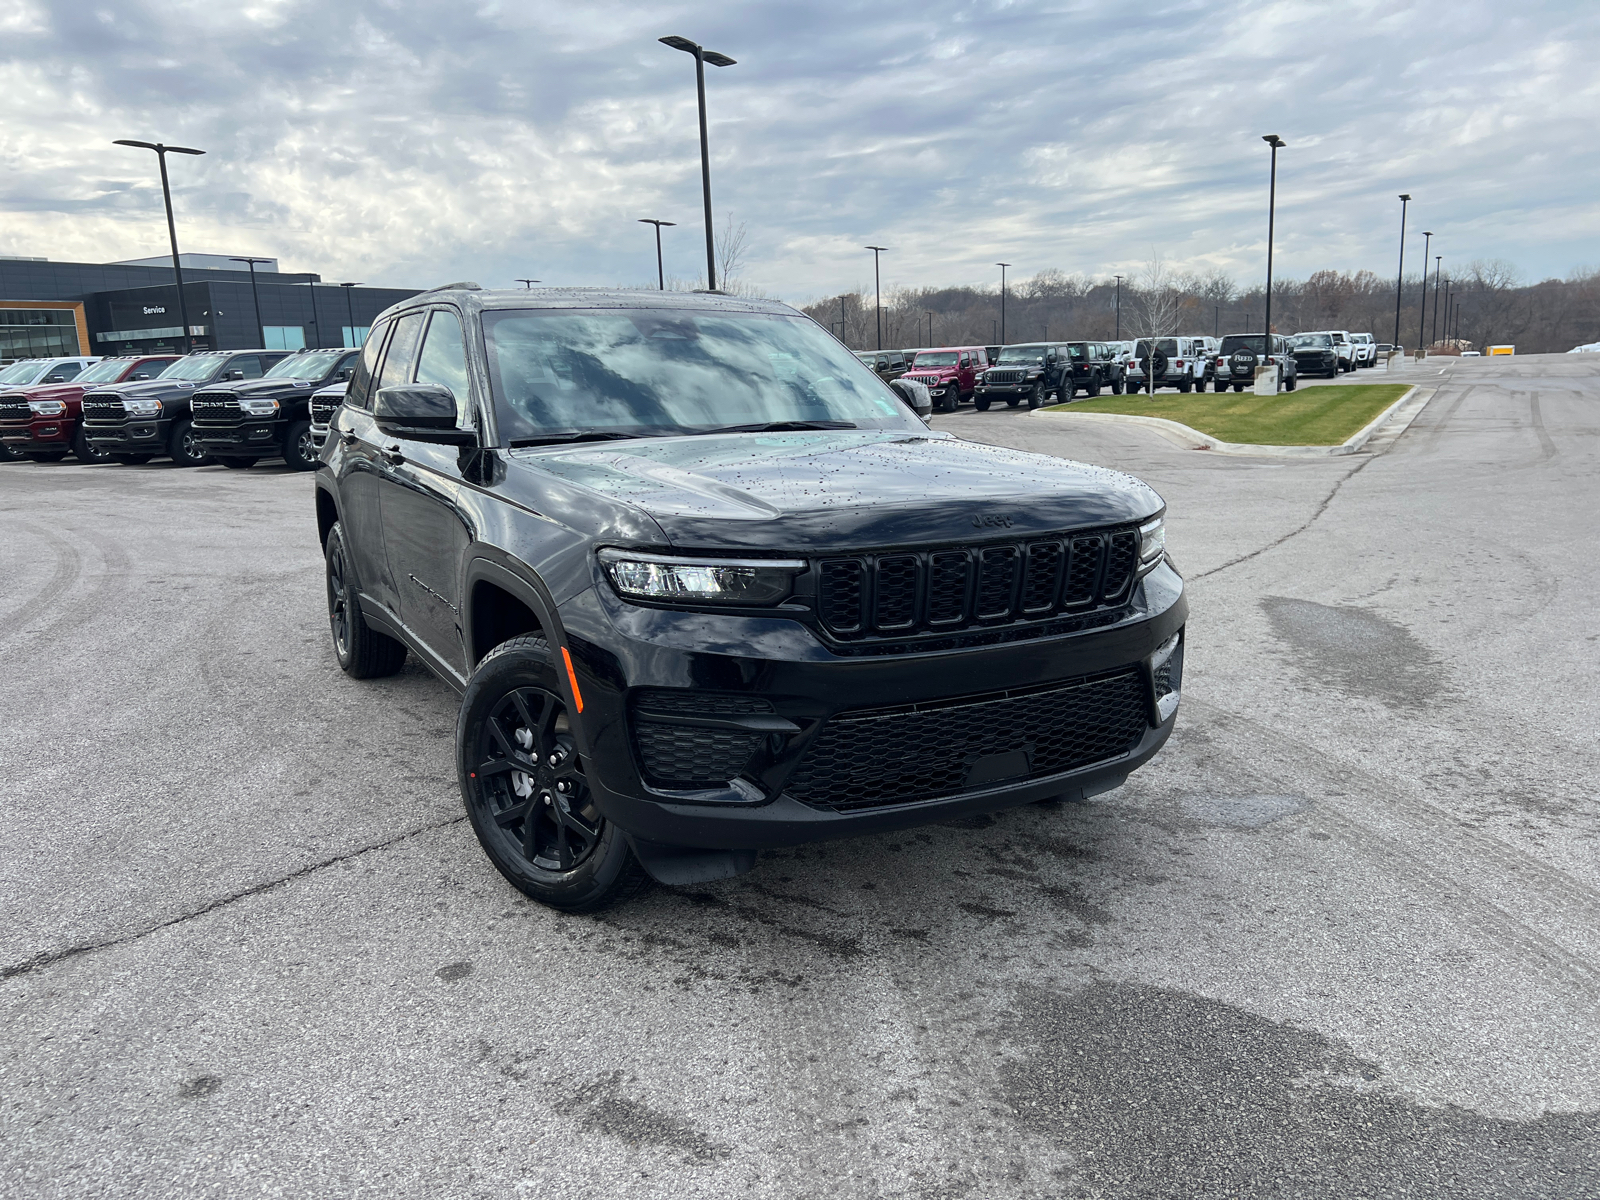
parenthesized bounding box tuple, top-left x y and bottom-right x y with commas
(1, 354, 1596, 1198)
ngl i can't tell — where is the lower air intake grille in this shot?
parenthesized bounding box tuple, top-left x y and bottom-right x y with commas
(631, 690, 774, 788)
(784, 669, 1148, 812)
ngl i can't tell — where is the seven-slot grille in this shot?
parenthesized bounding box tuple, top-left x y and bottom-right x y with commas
(0, 397, 28, 423)
(984, 368, 1029, 385)
(784, 668, 1149, 812)
(191, 391, 243, 423)
(81, 393, 128, 423)
(309, 393, 341, 427)
(816, 528, 1141, 640)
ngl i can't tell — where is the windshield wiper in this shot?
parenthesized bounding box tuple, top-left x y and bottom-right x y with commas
(508, 430, 656, 447)
(687, 420, 859, 435)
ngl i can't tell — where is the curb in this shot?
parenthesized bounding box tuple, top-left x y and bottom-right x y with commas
(1029, 385, 1423, 458)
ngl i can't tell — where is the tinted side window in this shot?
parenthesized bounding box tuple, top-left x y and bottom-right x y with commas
(414, 310, 472, 427)
(53, 362, 82, 380)
(376, 313, 425, 393)
(346, 320, 391, 410)
(231, 355, 263, 379)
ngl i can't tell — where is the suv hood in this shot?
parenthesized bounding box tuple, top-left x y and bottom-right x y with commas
(510, 429, 1161, 552)
(199, 377, 328, 398)
(1, 381, 86, 402)
(86, 377, 215, 400)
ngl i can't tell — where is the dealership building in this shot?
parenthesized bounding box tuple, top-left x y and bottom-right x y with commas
(0, 253, 422, 364)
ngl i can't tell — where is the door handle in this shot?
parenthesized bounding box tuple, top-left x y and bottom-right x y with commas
(380, 444, 405, 466)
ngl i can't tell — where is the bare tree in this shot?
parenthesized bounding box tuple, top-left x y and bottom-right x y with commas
(1128, 257, 1185, 396)
(715, 213, 749, 291)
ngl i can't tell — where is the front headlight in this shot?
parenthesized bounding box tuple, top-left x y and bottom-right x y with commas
(29, 400, 67, 416)
(1138, 515, 1166, 566)
(240, 397, 279, 417)
(599, 549, 806, 606)
(124, 397, 162, 417)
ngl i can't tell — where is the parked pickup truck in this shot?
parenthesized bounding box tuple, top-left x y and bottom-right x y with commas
(0, 356, 100, 462)
(83, 349, 292, 466)
(1, 355, 178, 463)
(901, 346, 987, 412)
(190, 347, 361, 470)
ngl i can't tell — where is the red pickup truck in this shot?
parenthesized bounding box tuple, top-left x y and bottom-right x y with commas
(0, 355, 180, 463)
(900, 346, 988, 413)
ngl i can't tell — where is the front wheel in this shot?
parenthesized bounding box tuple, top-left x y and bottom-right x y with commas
(1111, 377, 1124, 395)
(974, 396, 991, 412)
(1177, 375, 1193, 393)
(168, 417, 210, 467)
(1027, 381, 1046, 409)
(1285, 372, 1297, 391)
(1086, 375, 1101, 397)
(325, 520, 408, 678)
(73, 427, 112, 465)
(283, 419, 317, 471)
(458, 636, 651, 912)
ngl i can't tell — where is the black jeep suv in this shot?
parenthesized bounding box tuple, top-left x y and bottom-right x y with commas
(974, 343, 1072, 410)
(190, 347, 360, 470)
(1060, 341, 1126, 399)
(82, 350, 292, 466)
(315, 287, 1186, 911)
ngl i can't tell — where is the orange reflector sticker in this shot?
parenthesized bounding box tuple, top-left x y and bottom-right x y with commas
(561, 646, 584, 713)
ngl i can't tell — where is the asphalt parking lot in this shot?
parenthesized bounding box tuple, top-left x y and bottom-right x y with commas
(2, 353, 1597, 1198)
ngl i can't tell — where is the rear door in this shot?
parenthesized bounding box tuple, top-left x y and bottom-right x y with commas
(376, 307, 476, 680)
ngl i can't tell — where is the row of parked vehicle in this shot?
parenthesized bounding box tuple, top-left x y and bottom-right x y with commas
(0, 348, 358, 468)
(853, 326, 1387, 412)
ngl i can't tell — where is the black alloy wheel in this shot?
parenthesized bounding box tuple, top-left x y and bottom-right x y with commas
(1026, 380, 1046, 409)
(0, 441, 22, 463)
(1285, 371, 1297, 391)
(283, 419, 317, 471)
(1062, 379, 1077, 401)
(974, 395, 991, 411)
(940, 388, 958, 414)
(111, 453, 153, 465)
(27, 452, 69, 463)
(325, 520, 407, 678)
(73, 427, 111, 464)
(168, 418, 210, 467)
(218, 456, 256, 469)
(1177, 372, 1193, 393)
(459, 636, 650, 912)
(1086, 373, 1101, 397)
(1111, 375, 1124, 395)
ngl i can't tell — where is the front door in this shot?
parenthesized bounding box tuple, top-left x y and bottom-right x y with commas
(375, 307, 476, 680)
(336, 316, 408, 616)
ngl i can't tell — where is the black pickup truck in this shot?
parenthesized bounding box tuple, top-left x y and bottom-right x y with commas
(82, 350, 292, 466)
(190, 347, 361, 470)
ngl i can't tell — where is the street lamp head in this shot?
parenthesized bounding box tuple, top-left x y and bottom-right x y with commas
(865, 245, 887, 252)
(114, 139, 203, 155)
(660, 35, 735, 65)
(702, 50, 736, 67)
(339, 281, 361, 288)
(1423, 230, 1433, 237)
(659, 35, 697, 52)
(229, 256, 271, 265)
(1262, 134, 1285, 148)
(639, 219, 677, 228)
(1399, 193, 1411, 202)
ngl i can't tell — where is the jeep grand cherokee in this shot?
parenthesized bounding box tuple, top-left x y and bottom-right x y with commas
(315, 287, 1186, 911)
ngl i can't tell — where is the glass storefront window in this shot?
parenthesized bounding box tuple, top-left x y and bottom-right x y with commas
(264, 326, 307, 350)
(0, 308, 81, 364)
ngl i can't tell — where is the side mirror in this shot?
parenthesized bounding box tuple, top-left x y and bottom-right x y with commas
(337, 368, 353, 382)
(130, 373, 152, 381)
(224, 369, 245, 381)
(889, 378, 933, 424)
(375, 383, 476, 443)
(44, 374, 65, 384)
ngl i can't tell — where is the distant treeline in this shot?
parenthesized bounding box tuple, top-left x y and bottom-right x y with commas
(798, 262, 1600, 354)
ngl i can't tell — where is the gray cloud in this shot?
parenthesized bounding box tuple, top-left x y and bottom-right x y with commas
(1, 0, 1595, 300)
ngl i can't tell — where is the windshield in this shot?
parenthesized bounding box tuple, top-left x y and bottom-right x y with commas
(76, 359, 135, 384)
(157, 356, 225, 381)
(1292, 334, 1333, 348)
(265, 350, 347, 380)
(997, 346, 1046, 365)
(913, 351, 958, 368)
(483, 309, 922, 441)
(1220, 336, 1267, 354)
(0, 361, 47, 384)
(1135, 339, 1178, 356)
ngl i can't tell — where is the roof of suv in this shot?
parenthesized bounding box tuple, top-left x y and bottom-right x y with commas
(380, 286, 800, 323)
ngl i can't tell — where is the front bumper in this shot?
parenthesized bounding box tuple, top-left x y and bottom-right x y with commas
(555, 560, 1187, 850)
(85, 417, 174, 450)
(191, 420, 284, 453)
(0, 418, 73, 449)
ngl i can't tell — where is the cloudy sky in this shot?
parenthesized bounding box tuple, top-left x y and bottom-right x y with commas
(1, 0, 1595, 302)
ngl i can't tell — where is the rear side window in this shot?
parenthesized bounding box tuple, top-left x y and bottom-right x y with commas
(51, 362, 82, 380)
(376, 313, 425, 393)
(414, 310, 472, 428)
(230, 355, 263, 379)
(346, 320, 391, 410)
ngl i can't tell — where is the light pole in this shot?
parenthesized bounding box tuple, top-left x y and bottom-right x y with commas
(1440, 254, 1452, 347)
(839, 297, 847, 349)
(1392, 193, 1411, 349)
(1262, 135, 1285, 370)
(638, 219, 676, 290)
(926, 309, 936, 347)
(515, 278, 540, 289)
(1214, 304, 1219, 338)
(1417, 231, 1432, 351)
(305, 278, 322, 348)
(1114, 274, 1123, 339)
(229, 256, 272, 347)
(113, 139, 204, 352)
(997, 263, 1011, 343)
(865, 245, 887, 350)
(660, 35, 736, 292)
(339, 282, 362, 347)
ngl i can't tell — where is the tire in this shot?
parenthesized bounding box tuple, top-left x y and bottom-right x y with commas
(458, 635, 651, 912)
(974, 396, 991, 412)
(1215, 378, 1228, 392)
(1086, 375, 1101, 398)
(1005, 396, 1022, 408)
(73, 427, 112, 465)
(167, 417, 210, 467)
(1026, 381, 1046, 410)
(217, 456, 257, 469)
(111, 453, 153, 465)
(938, 391, 957, 414)
(283, 419, 318, 471)
(27, 451, 69, 463)
(0, 441, 22, 463)
(1063, 380, 1077, 401)
(1111, 376, 1124, 395)
(325, 520, 408, 679)
(1286, 372, 1297, 391)
(1233, 384, 1245, 392)
(1177, 374, 1192, 393)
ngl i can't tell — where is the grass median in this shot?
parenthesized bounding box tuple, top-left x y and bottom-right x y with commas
(1042, 382, 1412, 446)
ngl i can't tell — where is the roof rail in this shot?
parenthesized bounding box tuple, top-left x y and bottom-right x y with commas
(420, 281, 482, 294)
